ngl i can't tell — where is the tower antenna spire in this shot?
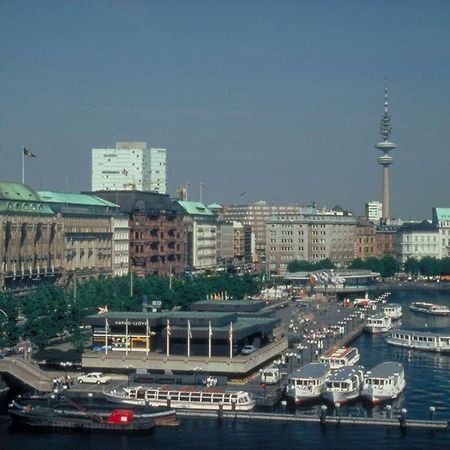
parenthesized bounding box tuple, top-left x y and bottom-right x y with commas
(375, 78, 397, 221)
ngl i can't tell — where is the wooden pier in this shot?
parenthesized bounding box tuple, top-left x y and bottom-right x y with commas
(176, 409, 448, 430)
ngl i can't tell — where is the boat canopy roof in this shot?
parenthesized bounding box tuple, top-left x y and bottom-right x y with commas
(365, 362, 403, 378)
(327, 365, 364, 381)
(321, 346, 357, 358)
(290, 363, 329, 379)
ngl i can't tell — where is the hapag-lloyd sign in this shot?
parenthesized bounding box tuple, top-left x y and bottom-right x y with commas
(113, 320, 149, 326)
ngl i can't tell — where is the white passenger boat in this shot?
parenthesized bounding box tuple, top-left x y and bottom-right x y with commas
(286, 363, 331, 405)
(322, 365, 365, 405)
(386, 329, 450, 352)
(409, 302, 450, 316)
(361, 362, 405, 404)
(364, 315, 392, 334)
(104, 386, 255, 411)
(319, 347, 360, 370)
(381, 303, 402, 320)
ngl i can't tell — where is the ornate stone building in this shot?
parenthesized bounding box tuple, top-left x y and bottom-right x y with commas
(92, 191, 185, 277)
(38, 191, 119, 283)
(0, 182, 63, 290)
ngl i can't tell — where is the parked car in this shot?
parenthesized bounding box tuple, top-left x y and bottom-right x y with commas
(77, 372, 111, 384)
(241, 345, 257, 355)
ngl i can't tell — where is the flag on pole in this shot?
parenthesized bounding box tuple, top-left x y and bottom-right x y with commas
(146, 318, 150, 356)
(125, 318, 129, 355)
(187, 320, 192, 357)
(208, 321, 213, 358)
(23, 148, 36, 157)
(229, 322, 233, 359)
(105, 318, 109, 355)
(166, 319, 171, 357)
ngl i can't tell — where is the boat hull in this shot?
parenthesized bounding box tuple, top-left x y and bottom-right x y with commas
(8, 410, 155, 432)
(409, 304, 449, 316)
(361, 380, 405, 405)
(386, 337, 450, 353)
(364, 325, 392, 334)
(286, 388, 323, 405)
(322, 389, 360, 405)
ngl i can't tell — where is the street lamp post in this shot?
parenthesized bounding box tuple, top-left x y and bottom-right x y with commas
(192, 367, 202, 386)
(124, 364, 135, 387)
(60, 361, 72, 388)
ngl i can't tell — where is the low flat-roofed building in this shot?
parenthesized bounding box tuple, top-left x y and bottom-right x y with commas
(82, 308, 286, 377)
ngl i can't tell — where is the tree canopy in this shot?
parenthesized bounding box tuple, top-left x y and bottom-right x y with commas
(287, 258, 336, 273)
(0, 273, 261, 349)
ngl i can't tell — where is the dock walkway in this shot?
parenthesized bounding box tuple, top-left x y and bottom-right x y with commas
(176, 409, 448, 430)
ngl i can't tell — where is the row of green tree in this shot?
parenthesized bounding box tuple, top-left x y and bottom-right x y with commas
(403, 256, 450, 277)
(0, 273, 260, 350)
(286, 258, 336, 273)
(287, 255, 450, 280)
(287, 256, 401, 279)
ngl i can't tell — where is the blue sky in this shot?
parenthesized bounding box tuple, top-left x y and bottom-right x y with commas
(1, 0, 450, 219)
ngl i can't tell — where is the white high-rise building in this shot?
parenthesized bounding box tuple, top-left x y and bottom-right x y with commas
(91, 142, 166, 194)
(366, 201, 383, 223)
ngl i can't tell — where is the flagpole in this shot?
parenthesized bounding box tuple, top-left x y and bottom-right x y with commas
(125, 318, 129, 355)
(187, 320, 191, 358)
(208, 321, 212, 358)
(21, 146, 24, 184)
(229, 322, 233, 359)
(166, 319, 170, 357)
(105, 318, 109, 355)
(146, 318, 149, 356)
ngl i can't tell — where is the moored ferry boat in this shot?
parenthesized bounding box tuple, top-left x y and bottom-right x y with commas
(361, 361, 405, 404)
(104, 386, 255, 411)
(386, 329, 450, 352)
(381, 303, 403, 320)
(409, 302, 450, 316)
(286, 363, 331, 405)
(8, 399, 158, 432)
(322, 365, 365, 405)
(364, 315, 392, 334)
(319, 347, 360, 370)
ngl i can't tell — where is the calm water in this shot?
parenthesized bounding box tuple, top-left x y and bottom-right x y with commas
(1, 289, 449, 450)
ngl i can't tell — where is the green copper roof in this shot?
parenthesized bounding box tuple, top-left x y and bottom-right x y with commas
(38, 191, 118, 208)
(176, 200, 215, 216)
(433, 208, 450, 221)
(0, 181, 54, 215)
(0, 181, 40, 201)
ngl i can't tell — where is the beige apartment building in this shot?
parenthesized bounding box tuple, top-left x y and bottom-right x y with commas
(266, 212, 357, 274)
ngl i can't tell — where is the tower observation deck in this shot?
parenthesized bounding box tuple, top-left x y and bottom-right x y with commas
(375, 79, 397, 220)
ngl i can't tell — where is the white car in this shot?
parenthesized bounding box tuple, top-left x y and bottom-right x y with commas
(77, 372, 111, 384)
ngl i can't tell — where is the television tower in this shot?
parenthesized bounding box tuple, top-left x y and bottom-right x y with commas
(375, 79, 397, 220)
